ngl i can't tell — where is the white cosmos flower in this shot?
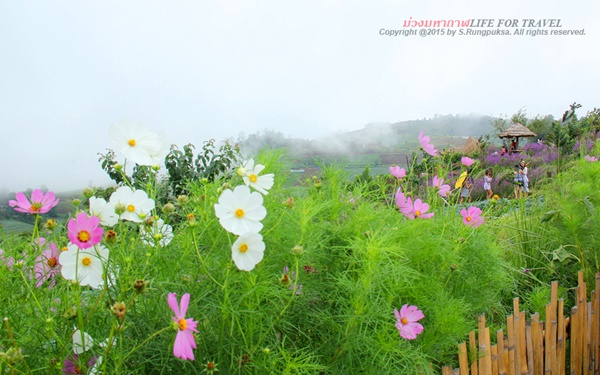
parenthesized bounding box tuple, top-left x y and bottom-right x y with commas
(59, 244, 109, 289)
(214, 185, 267, 235)
(109, 186, 155, 223)
(89, 197, 118, 226)
(140, 218, 174, 247)
(72, 329, 94, 354)
(241, 159, 274, 195)
(232, 232, 265, 271)
(109, 123, 169, 166)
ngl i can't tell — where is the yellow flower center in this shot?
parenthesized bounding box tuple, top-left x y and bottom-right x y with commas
(249, 174, 258, 183)
(128, 139, 136, 147)
(81, 257, 92, 266)
(61, 247, 68, 252)
(415, 210, 421, 217)
(239, 244, 249, 253)
(178, 318, 187, 331)
(401, 317, 408, 325)
(30, 203, 42, 212)
(127, 204, 136, 212)
(466, 216, 472, 222)
(77, 231, 91, 242)
(47, 258, 58, 267)
(235, 209, 245, 218)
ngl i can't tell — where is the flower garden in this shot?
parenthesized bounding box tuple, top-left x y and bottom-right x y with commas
(1, 111, 600, 374)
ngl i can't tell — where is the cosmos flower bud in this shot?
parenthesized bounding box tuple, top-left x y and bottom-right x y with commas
(114, 203, 126, 215)
(82, 188, 95, 198)
(133, 279, 147, 293)
(111, 302, 127, 321)
(114, 163, 123, 171)
(72, 198, 81, 206)
(291, 245, 304, 256)
(177, 195, 188, 204)
(187, 213, 197, 227)
(105, 230, 117, 244)
(152, 164, 160, 171)
(162, 203, 175, 214)
(284, 197, 294, 209)
(236, 166, 247, 177)
(44, 219, 57, 230)
(201, 178, 209, 184)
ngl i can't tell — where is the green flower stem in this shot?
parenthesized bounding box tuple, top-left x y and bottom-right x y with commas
(191, 230, 222, 288)
(115, 327, 171, 371)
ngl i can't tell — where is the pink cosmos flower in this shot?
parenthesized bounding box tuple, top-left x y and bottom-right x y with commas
(394, 304, 424, 340)
(432, 176, 451, 197)
(585, 155, 598, 162)
(67, 212, 104, 249)
(389, 166, 406, 179)
(9, 189, 59, 214)
(394, 188, 414, 219)
(418, 131, 438, 157)
(34, 238, 61, 288)
(63, 353, 97, 375)
(168, 293, 198, 360)
(412, 199, 434, 219)
(460, 206, 484, 228)
(461, 156, 475, 167)
(0, 248, 15, 269)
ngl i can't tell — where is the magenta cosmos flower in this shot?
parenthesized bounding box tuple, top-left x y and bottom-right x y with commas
(63, 353, 97, 375)
(168, 293, 198, 360)
(394, 189, 414, 219)
(67, 212, 104, 249)
(394, 304, 424, 340)
(34, 238, 61, 288)
(389, 166, 406, 179)
(585, 155, 598, 162)
(412, 199, 434, 219)
(418, 131, 438, 157)
(9, 189, 59, 214)
(461, 156, 475, 167)
(432, 176, 451, 197)
(460, 206, 484, 228)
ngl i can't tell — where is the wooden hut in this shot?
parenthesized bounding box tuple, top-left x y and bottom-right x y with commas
(499, 123, 537, 153)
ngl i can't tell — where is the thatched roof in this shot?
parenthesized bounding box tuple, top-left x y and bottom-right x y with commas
(459, 137, 481, 153)
(499, 123, 537, 139)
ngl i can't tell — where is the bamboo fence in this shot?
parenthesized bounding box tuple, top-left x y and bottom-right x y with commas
(441, 271, 600, 375)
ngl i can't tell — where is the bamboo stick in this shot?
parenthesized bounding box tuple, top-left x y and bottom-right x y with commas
(525, 324, 534, 375)
(508, 315, 516, 375)
(470, 331, 479, 375)
(557, 299, 565, 375)
(458, 342, 469, 375)
(513, 299, 522, 375)
(530, 314, 543, 375)
(572, 305, 582, 375)
(497, 329, 508, 375)
(491, 345, 499, 375)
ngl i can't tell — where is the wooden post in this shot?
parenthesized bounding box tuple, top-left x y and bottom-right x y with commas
(458, 342, 469, 375)
(497, 329, 508, 375)
(470, 331, 479, 375)
(530, 314, 543, 375)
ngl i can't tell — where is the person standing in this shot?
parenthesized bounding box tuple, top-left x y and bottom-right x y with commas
(514, 164, 523, 198)
(459, 171, 474, 204)
(520, 160, 529, 198)
(484, 168, 493, 199)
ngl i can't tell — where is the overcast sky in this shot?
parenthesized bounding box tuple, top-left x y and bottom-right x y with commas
(1, 0, 598, 193)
